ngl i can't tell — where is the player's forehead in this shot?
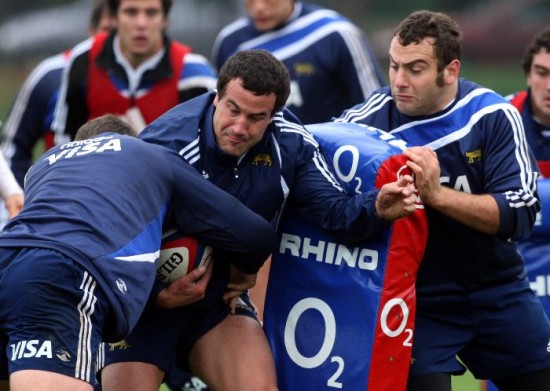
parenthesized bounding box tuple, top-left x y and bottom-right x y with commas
(118, 0, 163, 12)
(389, 36, 437, 65)
(531, 48, 550, 70)
(223, 79, 276, 115)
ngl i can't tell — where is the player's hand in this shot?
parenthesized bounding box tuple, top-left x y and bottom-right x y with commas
(224, 263, 257, 314)
(4, 193, 23, 219)
(404, 146, 442, 206)
(375, 174, 417, 221)
(155, 263, 213, 309)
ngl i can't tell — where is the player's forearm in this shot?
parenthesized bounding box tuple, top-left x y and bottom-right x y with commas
(427, 186, 500, 234)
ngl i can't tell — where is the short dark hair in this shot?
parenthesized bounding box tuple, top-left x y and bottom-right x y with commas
(217, 49, 291, 115)
(107, 0, 172, 16)
(74, 114, 137, 141)
(393, 10, 462, 72)
(90, 0, 111, 30)
(521, 26, 550, 74)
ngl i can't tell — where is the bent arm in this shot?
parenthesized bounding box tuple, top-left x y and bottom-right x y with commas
(428, 186, 500, 234)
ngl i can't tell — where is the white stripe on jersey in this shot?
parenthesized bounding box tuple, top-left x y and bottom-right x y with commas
(423, 103, 509, 150)
(336, 93, 393, 124)
(53, 37, 95, 144)
(335, 23, 380, 95)
(178, 75, 217, 91)
(274, 113, 318, 147)
(237, 9, 339, 54)
(313, 150, 344, 192)
(75, 271, 97, 382)
(179, 136, 201, 165)
(1, 53, 68, 162)
(502, 105, 538, 199)
(211, 17, 249, 64)
(274, 112, 343, 192)
(115, 251, 159, 263)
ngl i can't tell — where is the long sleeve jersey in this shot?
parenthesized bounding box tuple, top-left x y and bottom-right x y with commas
(337, 78, 540, 295)
(0, 133, 274, 340)
(140, 91, 389, 245)
(212, 1, 383, 124)
(1, 52, 68, 186)
(508, 89, 550, 177)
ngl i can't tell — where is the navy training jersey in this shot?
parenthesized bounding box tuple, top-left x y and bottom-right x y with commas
(212, 1, 383, 124)
(508, 90, 550, 177)
(140, 91, 389, 245)
(1, 52, 68, 187)
(337, 78, 540, 294)
(0, 133, 274, 340)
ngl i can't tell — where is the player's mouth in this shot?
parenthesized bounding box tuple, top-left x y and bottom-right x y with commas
(395, 94, 415, 103)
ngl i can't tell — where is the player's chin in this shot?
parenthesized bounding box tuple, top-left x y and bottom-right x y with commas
(395, 102, 421, 117)
(221, 142, 247, 156)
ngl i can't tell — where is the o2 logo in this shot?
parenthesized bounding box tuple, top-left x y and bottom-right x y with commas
(332, 145, 409, 194)
(332, 145, 362, 194)
(380, 298, 413, 346)
(283, 297, 412, 388)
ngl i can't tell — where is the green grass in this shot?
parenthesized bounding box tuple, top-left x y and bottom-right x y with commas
(461, 61, 524, 97)
(453, 370, 481, 391)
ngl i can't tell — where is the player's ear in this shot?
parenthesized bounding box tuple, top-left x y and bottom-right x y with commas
(444, 59, 461, 85)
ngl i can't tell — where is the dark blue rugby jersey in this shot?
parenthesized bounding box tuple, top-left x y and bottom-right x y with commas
(140, 91, 389, 245)
(337, 78, 541, 294)
(1, 52, 68, 187)
(0, 133, 274, 340)
(212, 1, 383, 124)
(507, 90, 550, 177)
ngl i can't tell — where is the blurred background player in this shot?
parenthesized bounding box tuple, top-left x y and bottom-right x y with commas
(0, 0, 115, 189)
(212, 0, 384, 124)
(52, 0, 217, 143)
(508, 25, 550, 176)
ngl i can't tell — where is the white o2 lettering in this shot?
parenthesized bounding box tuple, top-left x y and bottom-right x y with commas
(380, 298, 413, 346)
(284, 298, 344, 388)
(380, 298, 409, 337)
(285, 298, 336, 368)
(332, 146, 363, 194)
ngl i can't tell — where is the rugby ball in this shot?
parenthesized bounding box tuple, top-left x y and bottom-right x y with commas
(156, 229, 213, 283)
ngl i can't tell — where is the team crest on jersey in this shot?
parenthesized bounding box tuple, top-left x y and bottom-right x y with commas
(252, 153, 272, 166)
(294, 62, 315, 76)
(109, 340, 131, 351)
(465, 149, 482, 163)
